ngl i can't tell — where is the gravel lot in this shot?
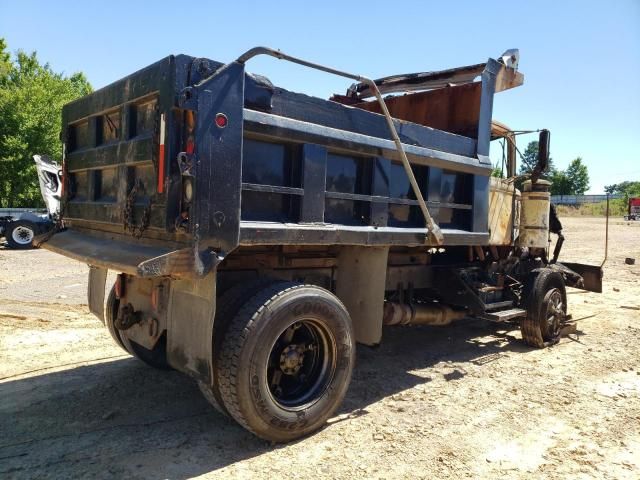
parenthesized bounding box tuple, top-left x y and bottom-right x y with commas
(1, 216, 639, 479)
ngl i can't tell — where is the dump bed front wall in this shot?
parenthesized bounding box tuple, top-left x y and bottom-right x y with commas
(355, 82, 482, 138)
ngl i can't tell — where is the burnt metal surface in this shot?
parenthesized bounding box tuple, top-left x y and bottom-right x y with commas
(558, 262, 603, 293)
(345, 49, 522, 100)
(428, 267, 486, 314)
(349, 63, 486, 99)
(353, 82, 482, 138)
(115, 303, 143, 330)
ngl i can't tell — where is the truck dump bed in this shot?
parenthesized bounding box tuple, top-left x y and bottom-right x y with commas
(44, 50, 522, 277)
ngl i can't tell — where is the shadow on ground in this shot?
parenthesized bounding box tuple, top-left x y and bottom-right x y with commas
(0, 318, 544, 479)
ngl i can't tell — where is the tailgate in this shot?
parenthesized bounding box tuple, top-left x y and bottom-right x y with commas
(60, 55, 190, 240)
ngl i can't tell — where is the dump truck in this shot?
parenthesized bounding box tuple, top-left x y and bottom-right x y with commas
(39, 47, 603, 442)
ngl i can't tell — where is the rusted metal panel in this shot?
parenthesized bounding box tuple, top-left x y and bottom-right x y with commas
(495, 67, 524, 93)
(560, 262, 603, 293)
(348, 63, 486, 99)
(345, 49, 522, 100)
(354, 82, 482, 138)
(118, 276, 170, 350)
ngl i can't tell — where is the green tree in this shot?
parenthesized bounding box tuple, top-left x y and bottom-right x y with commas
(491, 161, 504, 178)
(518, 141, 539, 175)
(0, 39, 91, 207)
(604, 181, 640, 196)
(565, 157, 590, 195)
(604, 180, 640, 214)
(549, 169, 572, 195)
(549, 158, 590, 196)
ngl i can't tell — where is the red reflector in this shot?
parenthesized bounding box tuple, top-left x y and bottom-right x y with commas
(186, 138, 195, 154)
(215, 113, 228, 128)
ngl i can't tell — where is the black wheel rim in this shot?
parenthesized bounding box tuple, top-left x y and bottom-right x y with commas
(266, 319, 337, 410)
(543, 288, 564, 338)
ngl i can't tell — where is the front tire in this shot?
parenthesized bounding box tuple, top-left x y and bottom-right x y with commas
(217, 282, 355, 442)
(521, 270, 567, 348)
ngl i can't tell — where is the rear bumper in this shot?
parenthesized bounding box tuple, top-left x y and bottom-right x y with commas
(560, 262, 604, 293)
(40, 229, 209, 277)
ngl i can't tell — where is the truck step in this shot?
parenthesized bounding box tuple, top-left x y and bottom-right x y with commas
(482, 308, 527, 322)
(484, 300, 516, 311)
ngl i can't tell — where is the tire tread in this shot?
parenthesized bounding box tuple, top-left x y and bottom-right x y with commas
(199, 277, 275, 416)
(520, 270, 566, 348)
(218, 281, 299, 436)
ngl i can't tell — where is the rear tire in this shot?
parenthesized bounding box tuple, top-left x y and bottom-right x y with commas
(6, 220, 36, 249)
(198, 277, 274, 416)
(217, 282, 355, 442)
(520, 270, 567, 348)
(120, 333, 171, 370)
(105, 285, 127, 352)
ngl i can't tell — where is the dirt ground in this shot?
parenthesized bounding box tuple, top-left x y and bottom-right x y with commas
(1, 217, 639, 479)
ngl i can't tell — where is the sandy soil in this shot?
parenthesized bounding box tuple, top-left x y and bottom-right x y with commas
(1, 217, 639, 479)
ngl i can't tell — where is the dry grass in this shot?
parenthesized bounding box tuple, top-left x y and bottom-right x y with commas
(556, 199, 627, 217)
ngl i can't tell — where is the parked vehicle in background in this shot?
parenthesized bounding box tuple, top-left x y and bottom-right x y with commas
(0, 155, 61, 249)
(624, 197, 640, 220)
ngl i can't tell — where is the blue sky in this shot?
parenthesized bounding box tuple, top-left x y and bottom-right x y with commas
(1, 0, 638, 193)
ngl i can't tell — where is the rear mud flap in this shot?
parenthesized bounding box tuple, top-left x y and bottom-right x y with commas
(88, 266, 108, 323)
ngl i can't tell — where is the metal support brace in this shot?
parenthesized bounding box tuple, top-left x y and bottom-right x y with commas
(231, 47, 444, 245)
